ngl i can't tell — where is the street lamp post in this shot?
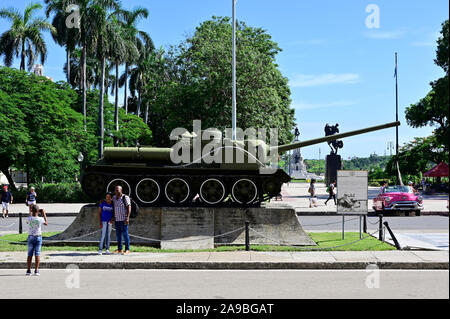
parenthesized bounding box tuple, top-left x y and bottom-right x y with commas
(77, 152, 84, 182)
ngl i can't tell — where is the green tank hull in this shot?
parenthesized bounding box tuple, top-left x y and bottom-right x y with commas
(81, 121, 400, 207)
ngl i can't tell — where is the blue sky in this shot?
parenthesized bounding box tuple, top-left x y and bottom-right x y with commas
(1, 0, 448, 159)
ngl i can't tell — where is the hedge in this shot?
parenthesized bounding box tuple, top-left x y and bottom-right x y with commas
(7, 183, 92, 203)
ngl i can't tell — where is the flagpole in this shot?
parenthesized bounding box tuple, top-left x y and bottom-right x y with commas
(232, 0, 237, 140)
(395, 52, 403, 186)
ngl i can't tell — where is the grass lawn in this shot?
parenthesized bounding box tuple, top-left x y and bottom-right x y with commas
(0, 232, 395, 252)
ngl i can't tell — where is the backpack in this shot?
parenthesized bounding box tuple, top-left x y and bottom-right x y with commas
(326, 186, 330, 193)
(122, 195, 140, 219)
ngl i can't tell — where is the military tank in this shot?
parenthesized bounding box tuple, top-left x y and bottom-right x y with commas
(81, 121, 400, 207)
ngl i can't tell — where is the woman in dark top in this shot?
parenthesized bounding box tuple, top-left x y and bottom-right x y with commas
(98, 193, 114, 255)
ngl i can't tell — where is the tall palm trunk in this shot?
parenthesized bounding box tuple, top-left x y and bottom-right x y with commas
(98, 57, 106, 158)
(124, 63, 129, 114)
(114, 62, 119, 131)
(20, 41, 26, 71)
(137, 90, 142, 117)
(81, 42, 87, 131)
(66, 48, 71, 83)
(144, 104, 149, 124)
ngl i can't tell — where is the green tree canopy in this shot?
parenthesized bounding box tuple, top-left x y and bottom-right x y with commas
(146, 17, 295, 146)
(385, 136, 448, 177)
(405, 20, 449, 151)
(0, 67, 152, 187)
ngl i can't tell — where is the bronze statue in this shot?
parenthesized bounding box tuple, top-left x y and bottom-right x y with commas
(325, 123, 344, 154)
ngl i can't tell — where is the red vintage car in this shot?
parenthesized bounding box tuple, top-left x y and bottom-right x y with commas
(373, 185, 424, 215)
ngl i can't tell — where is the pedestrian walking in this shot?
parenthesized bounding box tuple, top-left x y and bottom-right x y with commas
(1, 185, 13, 218)
(112, 186, 131, 255)
(98, 193, 114, 255)
(324, 180, 337, 205)
(26, 205, 48, 276)
(26, 187, 37, 215)
(308, 179, 318, 208)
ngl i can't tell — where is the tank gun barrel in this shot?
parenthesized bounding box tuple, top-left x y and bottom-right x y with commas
(275, 121, 400, 153)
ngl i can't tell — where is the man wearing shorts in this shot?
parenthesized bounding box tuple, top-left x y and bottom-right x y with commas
(1, 186, 13, 218)
(26, 205, 48, 276)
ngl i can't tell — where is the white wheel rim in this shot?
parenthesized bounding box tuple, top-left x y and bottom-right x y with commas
(232, 179, 258, 204)
(200, 179, 226, 205)
(107, 179, 131, 196)
(135, 178, 160, 204)
(165, 178, 190, 204)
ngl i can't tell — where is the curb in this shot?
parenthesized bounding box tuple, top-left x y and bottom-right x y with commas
(0, 261, 448, 270)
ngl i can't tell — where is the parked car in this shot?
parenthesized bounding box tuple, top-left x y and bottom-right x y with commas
(373, 185, 423, 215)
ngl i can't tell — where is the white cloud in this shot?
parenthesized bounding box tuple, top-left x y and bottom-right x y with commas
(292, 100, 358, 110)
(411, 31, 441, 47)
(290, 73, 360, 87)
(364, 30, 406, 39)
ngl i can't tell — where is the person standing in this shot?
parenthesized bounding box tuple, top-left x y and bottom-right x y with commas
(308, 179, 318, 208)
(325, 180, 337, 206)
(26, 205, 48, 276)
(26, 187, 37, 215)
(98, 193, 114, 255)
(1, 185, 13, 218)
(112, 186, 131, 255)
(380, 181, 387, 194)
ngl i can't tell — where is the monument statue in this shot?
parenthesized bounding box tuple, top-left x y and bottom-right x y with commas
(324, 123, 344, 185)
(324, 123, 344, 155)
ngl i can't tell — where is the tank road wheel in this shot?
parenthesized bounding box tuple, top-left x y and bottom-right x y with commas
(136, 178, 160, 204)
(165, 178, 190, 204)
(200, 179, 226, 205)
(82, 174, 105, 199)
(232, 179, 258, 205)
(262, 179, 282, 197)
(107, 179, 131, 196)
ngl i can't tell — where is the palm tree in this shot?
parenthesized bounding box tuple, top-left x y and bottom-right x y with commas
(45, 0, 121, 131)
(107, 15, 128, 135)
(0, 3, 56, 71)
(118, 7, 152, 114)
(95, 9, 124, 157)
(45, 0, 79, 83)
(129, 45, 165, 124)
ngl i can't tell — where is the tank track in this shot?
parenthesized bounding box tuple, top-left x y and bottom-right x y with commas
(81, 167, 290, 208)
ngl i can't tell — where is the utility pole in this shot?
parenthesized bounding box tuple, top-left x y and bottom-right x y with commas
(394, 53, 403, 185)
(232, 0, 237, 140)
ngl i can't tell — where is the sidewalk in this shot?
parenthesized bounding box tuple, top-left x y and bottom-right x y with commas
(281, 183, 449, 215)
(5, 203, 86, 217)
(0, 250, 448, 270)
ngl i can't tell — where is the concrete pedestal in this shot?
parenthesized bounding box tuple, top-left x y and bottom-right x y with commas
(326, 153, 342, 186)
(50, 205, 316, 249)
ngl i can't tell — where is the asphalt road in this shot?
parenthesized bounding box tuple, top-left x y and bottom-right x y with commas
(0, 269, 447, 299)
(2, 215, 448, 235)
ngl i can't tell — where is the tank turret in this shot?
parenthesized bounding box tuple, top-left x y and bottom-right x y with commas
(82, 121, 400, 207)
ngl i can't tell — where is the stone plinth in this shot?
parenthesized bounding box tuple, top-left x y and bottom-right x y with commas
(50, 205, 316, 249)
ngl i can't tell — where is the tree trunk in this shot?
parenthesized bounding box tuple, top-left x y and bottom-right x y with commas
(20, 42, 26, 71)
(81, 43, 87, 131)
(98, 57, 106, 159)
(124, 63, 129, 114)
(0, 167, 16, 191)
(144, 104, 149, 124)
(67, 48, 71, 83)
(115, 62, 119, 132)
(137, 90, 142, 117)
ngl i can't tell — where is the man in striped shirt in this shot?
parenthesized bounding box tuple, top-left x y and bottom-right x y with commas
(112, 186, 131, 255)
